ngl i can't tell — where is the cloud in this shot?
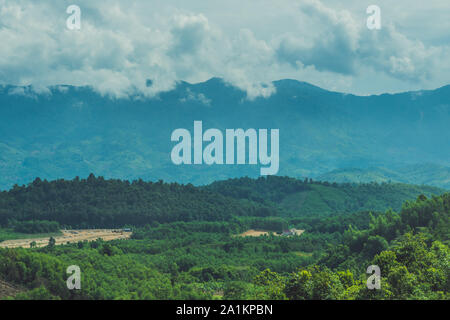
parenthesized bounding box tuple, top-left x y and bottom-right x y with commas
(170, 14, 211, 56)
(180, 88, 211, 106)
(358, 24, 448, 82)
(277, 0, 359, 75)
(0, 0, 448, 98)
(275, 0, 450, 85)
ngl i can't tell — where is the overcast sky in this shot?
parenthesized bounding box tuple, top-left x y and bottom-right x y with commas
(1, 0, 449, 98)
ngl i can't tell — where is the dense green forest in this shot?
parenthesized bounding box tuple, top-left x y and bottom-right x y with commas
(206, 176, 443, 215)
(0, 176, 448, 300)
(0, 175, 274, 228)
(0, 175, 442, 228)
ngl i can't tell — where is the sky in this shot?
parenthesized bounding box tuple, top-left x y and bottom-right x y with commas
(0, 0, 449, 98)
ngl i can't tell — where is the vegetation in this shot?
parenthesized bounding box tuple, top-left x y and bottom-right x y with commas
(0, 175, 275, 228)
(206, 176, 443, 215)
(317, 164, 450, 189)
(0, 228, 62, 243)
(0, 175, 441, 229)
(0, 176, 448, 300)
(8, 220, 60, 234)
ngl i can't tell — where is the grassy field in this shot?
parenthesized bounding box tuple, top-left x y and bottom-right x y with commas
(0, 228, 63, 243)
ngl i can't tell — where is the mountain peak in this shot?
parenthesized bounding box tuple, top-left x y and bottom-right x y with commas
(273, 79, 325, 91)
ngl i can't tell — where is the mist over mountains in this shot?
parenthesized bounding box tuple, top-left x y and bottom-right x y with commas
(0, 78, 449, 190)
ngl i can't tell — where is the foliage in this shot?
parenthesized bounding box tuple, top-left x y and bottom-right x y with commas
(0, 177, 448, 300)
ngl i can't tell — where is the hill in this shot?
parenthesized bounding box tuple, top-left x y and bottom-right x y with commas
(206, 176, 444, 216)
(317, 164, 450, 189)
(1, 79, 450, 189)
(0, 175, 444, 230)
(0, 175, 274, 228)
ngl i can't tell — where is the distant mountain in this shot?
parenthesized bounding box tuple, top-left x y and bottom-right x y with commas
(317, 164, 450, 189)
(0, 78, 449, 189)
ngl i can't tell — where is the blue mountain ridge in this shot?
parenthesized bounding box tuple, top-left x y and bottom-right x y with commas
(0, 78, 449, 190)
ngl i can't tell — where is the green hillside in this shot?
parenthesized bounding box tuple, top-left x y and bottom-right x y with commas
(0, 175, 274, 229)
(0, 175, 443, 231)
(317, 164, 450, 189)
(206, 176, 444, 216)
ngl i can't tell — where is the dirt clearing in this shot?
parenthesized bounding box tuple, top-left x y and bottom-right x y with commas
(0, 279, 22, 298)
(289, 229, 305, 236)
(0, 229, 132, 249)
(238, 230, 271, 237)
(237, 228, 305, 237)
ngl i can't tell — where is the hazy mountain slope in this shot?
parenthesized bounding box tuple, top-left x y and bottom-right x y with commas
(317, 164, 450, 189)
(0, 79, 449, 189)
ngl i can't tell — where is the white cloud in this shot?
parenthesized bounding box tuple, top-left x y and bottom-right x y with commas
(180, 88, 211, 106)
(276, 0, 360, 74)
(0, 0, 448, 98)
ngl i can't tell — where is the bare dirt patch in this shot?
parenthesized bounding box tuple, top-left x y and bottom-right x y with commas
(293, 251, 313, 257)
(237, 228, 305, 238)
(0, 229, 132, 249)
(290, 228, 305, 236)
(0, 279, 22, 299)
(238, 229, 271, 237)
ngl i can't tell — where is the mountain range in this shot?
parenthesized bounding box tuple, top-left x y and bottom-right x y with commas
(0, 78, 449, 190)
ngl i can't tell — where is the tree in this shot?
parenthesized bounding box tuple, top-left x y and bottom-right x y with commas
(48, 237, 56, 248)
(285, 270, 313, 300)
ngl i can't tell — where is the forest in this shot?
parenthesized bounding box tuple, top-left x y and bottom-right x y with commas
(0, 175, 442, 228)
(0, 175, 448, 300)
